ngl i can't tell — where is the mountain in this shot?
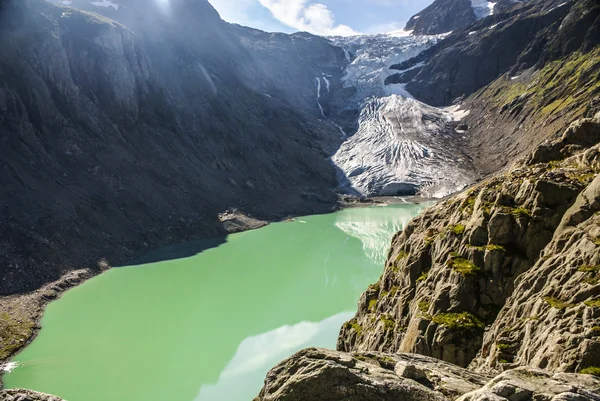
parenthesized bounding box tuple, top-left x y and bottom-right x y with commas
(0, 0, 347, 295)
(404, 0, 516, 35)
(1, 0, 600, 397)
(1, 0, 501, 298)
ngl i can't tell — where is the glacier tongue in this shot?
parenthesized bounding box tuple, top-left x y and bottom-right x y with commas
(332, 96, 477, 198)
(328, 34, 478, 198)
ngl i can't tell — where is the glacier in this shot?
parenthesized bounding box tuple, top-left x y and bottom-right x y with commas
(327, 34, 479, 198)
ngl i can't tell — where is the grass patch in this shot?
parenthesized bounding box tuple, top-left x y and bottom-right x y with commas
(381, 315, 396, 331)
(578, 265, 600, 273)
(431, 312, 485, 331)
(486, 244, 506, 252)
(496, 343, 511, 351)
(345, 319, 363, 336)
(579, 367, 600, 377)
(418, 301, 430, 314)
(416, 271, 428, 283)
(544, 297, 574, 310)
(585, 299, 600, 308)
(449, 258, 481, 276)
(0, 310, 35, 360)
(396, 250, 409, 261)
(368, 299, 378, 312)
(504, 206, 532, 218)
(451, 224, 466, 235)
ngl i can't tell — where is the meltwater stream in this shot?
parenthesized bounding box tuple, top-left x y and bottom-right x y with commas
(4, 204, 427, 401)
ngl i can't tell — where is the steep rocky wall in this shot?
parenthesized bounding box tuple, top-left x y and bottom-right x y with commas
(0, 0, 342, 295)
(471, 121, 600, 373)
(338, 115, 600, 371)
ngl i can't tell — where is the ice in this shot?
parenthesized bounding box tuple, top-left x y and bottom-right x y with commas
(90, 0, 119, 10)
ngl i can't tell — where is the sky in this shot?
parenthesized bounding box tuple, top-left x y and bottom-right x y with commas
(207, 0, 435, 36)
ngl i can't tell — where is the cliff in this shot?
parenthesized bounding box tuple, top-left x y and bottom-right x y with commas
(0, 0, 346, 295)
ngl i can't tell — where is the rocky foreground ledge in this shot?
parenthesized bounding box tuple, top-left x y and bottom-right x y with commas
(255, 348, 600, 401)
(0, 389, 64, 401)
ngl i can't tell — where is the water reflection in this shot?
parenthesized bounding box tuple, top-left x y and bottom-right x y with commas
(195, 312, 354, 401)
(335, 203, 427, 264)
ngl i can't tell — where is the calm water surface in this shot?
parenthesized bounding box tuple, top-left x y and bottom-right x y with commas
(5, 204, 426, 401)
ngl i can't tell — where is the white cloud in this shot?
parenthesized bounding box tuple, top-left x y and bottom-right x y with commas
(258, 0, 359, 36)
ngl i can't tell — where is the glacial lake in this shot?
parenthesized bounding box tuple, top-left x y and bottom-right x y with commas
(4, 203, 426, 401)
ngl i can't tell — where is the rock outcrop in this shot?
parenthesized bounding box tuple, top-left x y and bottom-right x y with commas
(255, 348, 600, 401)
(0, 389, 64, 401)
(404, 0, 477, 35)
(337, 114, 600, 370)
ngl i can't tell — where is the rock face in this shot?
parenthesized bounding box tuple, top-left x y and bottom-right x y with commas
(0, 0, 345, 295)
(337, 115, 600, 370)
(404, 0, 477, 35)
(254, 348, 489, 401)
(255, 348, 600, 401)
(0, 389, 64, 401)
(397, 0, 598, 107)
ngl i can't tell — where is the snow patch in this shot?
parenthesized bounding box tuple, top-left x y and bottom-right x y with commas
(343, 48, 352, 62)
(471, 0, 496, 18)
(322, 76, 331, 93)
(413, 15, 420, 19)
(469, 31, 478, 35)
(444, 105, 471, 121)
(90, 0, 119, 10)
(315, 77, 325, 117)
(388, 29, 414, 37)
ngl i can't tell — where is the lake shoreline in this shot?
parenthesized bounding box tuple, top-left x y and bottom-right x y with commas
(0, 196, 431, 390)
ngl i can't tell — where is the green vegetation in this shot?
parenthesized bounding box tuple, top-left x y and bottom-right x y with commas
(503, 206, 532, 218)
(396, 250, 408, 260)
(487, 48, 600, 139)
(375, 355, 396, 366)
(431, 312, 485, 331)
(416, 271, 428, 283)
(496, 342, 511, 351)
(451, 224, 466, 235)
(578, 265, 600, 273)
(468, 244, 507, 252)
(0, 310, 35, 360)
(449, 257, 481, 277)
(544, 297, 574, 310)
(345, 319, 363, 336)
(380, 315, 396, 331)
(368, 299, 378, 312)
(578, 263, 600, 285)
(590, 326, 600, 336)
(584, 299, 600, 308)
(353, 354, 367, 362)
(418, 301, 430, 314)
(579, 367, 600, 377)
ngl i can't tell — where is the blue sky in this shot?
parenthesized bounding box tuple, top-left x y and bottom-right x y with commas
(208, 0, 435, 36)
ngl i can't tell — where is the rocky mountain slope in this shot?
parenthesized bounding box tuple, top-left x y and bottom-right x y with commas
(251, 0, 600, 397)
(0, 0, 347, 295)
(404, 0, 508, 35)
(252, 112, 600, 401)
